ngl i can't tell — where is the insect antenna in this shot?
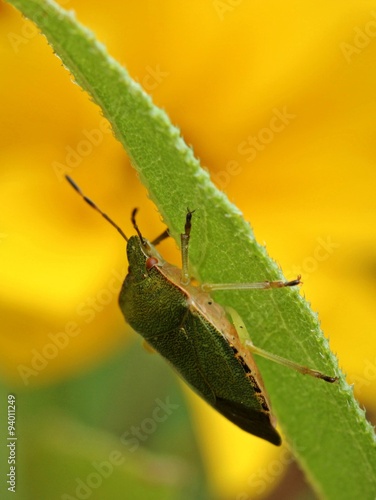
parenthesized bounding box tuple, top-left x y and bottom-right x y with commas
(130, 207, 147, 243)
(65, 176, 128, 242)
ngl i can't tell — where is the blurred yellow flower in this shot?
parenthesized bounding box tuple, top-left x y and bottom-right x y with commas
(1, 1, 376, 498)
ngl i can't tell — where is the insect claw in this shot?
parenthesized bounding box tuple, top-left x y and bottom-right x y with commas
(320, 374, 339, 383)
(284, 275, 302, 287)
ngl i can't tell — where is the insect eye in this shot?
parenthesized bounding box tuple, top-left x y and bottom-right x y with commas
(146, 257, 159, 270)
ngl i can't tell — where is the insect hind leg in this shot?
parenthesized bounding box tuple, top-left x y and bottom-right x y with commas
(227, 307, 338, 383)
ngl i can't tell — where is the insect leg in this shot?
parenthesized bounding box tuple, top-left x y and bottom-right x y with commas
(227, 307, 338, 383)
(180, 209, 195, 285)
(202, 276, 301, 292)
(151, 229, 170, 246)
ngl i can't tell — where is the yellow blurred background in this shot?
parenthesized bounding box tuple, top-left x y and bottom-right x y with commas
(1, 1, 376, 498)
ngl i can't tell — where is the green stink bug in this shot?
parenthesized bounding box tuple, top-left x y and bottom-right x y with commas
(66, 176, 337, 446)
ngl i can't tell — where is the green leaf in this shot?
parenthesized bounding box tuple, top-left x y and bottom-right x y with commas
(6, 0, 376, 498)
(23, 414, 193, 500)
(0, 345, 208, 499)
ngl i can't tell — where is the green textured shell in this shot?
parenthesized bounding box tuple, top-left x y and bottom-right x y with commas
(119, 235, 281, 445)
